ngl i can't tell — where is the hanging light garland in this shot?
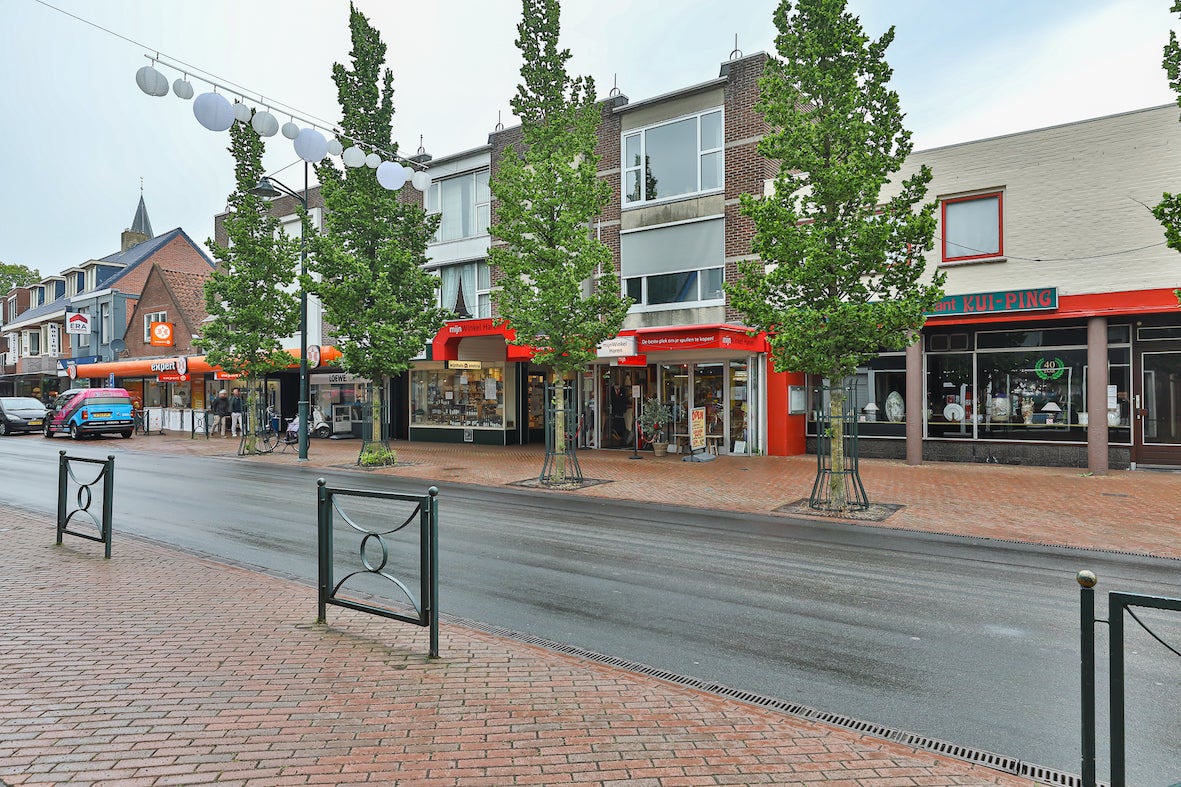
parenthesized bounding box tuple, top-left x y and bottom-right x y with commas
(134, 54, 431, 193)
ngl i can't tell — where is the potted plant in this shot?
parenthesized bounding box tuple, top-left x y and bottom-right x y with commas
(637, 397, 673, 457)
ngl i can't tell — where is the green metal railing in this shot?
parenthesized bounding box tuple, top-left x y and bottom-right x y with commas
(316, 479, 440, 658)
(540, 382, 582, 484)
(1078, 570, 1181, 787)
(56, 451, 114, 559)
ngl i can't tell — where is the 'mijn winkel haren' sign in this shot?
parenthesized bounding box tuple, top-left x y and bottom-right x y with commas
(928, 287, 1058, 316)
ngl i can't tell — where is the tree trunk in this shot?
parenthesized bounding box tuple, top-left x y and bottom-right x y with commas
(549, 370, 566, 484)
(829, 386, 848, 512)
(242, 377, 258, 456)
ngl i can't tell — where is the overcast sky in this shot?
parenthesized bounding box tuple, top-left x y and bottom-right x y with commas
(1, 0, 1177, 278)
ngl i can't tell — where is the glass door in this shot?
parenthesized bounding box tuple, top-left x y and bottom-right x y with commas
(1136, 350, 1181, 465)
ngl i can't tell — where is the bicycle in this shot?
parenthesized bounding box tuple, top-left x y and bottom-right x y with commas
(246, 407, 281, 454)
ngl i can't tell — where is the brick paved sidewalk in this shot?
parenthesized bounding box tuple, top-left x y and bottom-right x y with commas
(0, 507, 1035, 787)
(131, 430, 1181, 559)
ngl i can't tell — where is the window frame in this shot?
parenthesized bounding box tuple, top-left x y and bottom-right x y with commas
(427, 169, 491, 244)
(623, 265, 725, 310)
(941, 191, 1004, 264)
(622, 107, 725, 208)
(143, 311, 168, 343)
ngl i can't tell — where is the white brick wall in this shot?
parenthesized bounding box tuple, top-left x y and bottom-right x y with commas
(886, 104, 1181, 297)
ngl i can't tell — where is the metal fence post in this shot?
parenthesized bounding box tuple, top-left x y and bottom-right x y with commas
(56, 450, 67, 546)
(1109, 593, 1127, 787)
(316, 478, 330, 624)
(1078, 570, 1097, 787)
(427, 486, 439, 658)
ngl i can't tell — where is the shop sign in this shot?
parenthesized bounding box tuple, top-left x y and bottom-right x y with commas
(307, 344, 321, 368)
(58, 355, 100, 371)
(46, 323, 61, 358)
(214, 371, 242, 380)
(446, 318, 500, 336)
(928, 287, 1058, 316)
(637, 330, 763, 352)
(447, 360, 483, 370)
(65, 312, 92, 335)
(149, 321, 175, 347)
(613, 355, 647, 366)
(313, 372, 360, 384)
(597, 336, 637, 358)
(157, 373, 190, 382)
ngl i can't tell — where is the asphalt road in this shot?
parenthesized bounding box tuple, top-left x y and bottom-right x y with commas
(2, 436, 1178, 785)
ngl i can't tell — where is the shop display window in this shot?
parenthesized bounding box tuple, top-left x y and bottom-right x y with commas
(410, 363, 511, 429)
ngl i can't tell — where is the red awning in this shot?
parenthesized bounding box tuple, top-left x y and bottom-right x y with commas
(431, 319, 535, 362)
(625, 324, 767, 353)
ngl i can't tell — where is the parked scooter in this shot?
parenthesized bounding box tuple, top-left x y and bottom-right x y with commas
(311, 405, 331, 438)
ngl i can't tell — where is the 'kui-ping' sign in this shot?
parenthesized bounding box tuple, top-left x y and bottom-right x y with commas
(928, 287, 1058, 316)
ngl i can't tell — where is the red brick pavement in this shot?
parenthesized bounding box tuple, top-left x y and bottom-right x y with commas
(0, 507, 1035, 787)
(143, 431, 1180, 560)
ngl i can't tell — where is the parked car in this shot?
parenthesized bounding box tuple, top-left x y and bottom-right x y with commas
(43, 388, 135, 440)
(0, 396, 48, 436)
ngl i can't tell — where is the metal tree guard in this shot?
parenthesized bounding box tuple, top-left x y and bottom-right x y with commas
(540, 381, 583, 485)
(810, 382, 869, 511)
(56, 451, 115, 558)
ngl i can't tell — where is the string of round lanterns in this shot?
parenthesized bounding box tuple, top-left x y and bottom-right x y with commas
(134, 58, 431, 194)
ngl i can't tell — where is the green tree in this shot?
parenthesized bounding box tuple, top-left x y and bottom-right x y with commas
(490, 0, 631, 484)
(727, 0, 944, 511)
(200, 114, 301, 454)
(0, 262, 40, 293)
(1152, 0, 1181, 305)
(308, 3, 445, 466)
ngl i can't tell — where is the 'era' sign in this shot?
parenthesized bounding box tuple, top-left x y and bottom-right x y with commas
(928, 287, 1058, 316)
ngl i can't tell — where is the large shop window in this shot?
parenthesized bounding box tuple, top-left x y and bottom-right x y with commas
(942, 192, 1002, 263)
(621, 218, 724, 309)
(410, 363, 509, 429)
(925, 326, 1131, 443)
(623, 109, 723, 206)
(806, 355, 906, 438)
(427, 170, 491, 243)
(438, 261, 491, 318)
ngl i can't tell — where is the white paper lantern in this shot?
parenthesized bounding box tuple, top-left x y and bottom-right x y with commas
(136, 65, 169, 97)
(365, 152, 382, 169)
(233, 102, 253, 123)
(193, 92, 235, 132)
(411, 170, 432, 191)
(342, 146, 365, 168)
(172, 78, 194, 100)
(327, 138, 343, 157)
(281, 121, 300, 140)
(294, 128, 329, 162)
(376, 161, 407, 190)
(251, 111, 279, 137)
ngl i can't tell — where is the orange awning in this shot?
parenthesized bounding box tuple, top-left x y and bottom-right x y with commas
(70, 346, 342, 380)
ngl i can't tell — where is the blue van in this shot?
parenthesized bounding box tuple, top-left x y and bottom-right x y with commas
(43, 388, 135, 440)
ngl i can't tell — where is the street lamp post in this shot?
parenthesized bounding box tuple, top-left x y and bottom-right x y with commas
(250, 163, 310, 462)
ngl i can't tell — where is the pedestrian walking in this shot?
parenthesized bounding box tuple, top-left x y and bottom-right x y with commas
(211, 390, 232, 437)
(230, 388, 245, 437)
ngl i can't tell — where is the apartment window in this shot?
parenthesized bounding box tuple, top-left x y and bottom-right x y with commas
(623, 108, 723, 206)
(24, 329, 40, 356)
(100, 302, 111, 346)
(620, 217, 725, 308)
(427, 170, 491, 243)
(5, 297, 14, 324)
(942, 192, 1003, 262)
(438, 261, 491, 318)
(143, 311, 167, 342)
(75, 271, 85, 295)
(76, 307, 90, 347)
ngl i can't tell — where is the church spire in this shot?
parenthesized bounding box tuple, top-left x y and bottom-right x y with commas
(130, 180, 153, 237)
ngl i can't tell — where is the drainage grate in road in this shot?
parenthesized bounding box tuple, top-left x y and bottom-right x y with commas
(446, 611, 1095, 787)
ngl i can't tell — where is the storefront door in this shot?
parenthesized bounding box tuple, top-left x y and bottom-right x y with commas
(1135, 347, 1181, 466)
(600, 367, 644, 449)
